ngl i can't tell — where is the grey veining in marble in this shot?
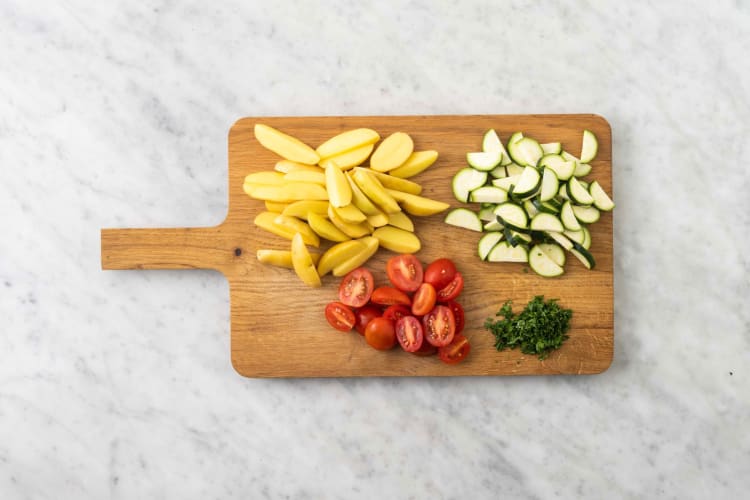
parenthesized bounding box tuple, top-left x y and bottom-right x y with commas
(1, 1, 748, 498)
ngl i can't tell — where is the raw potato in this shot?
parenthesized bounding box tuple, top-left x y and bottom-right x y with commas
(273, 215, 320, 247)
(281, 200, 329, 220)
(370, 132, 414, 172)
(328, 205, 372, 238)
(283, 170, 326, 185)
(317, 239, 367, 277)
(325, 162, 352, 208)
(315, 128, 380, 159)
(358, 168, 422, 195)
(351, 169, 401, 214)
(385, 189, 450, 216)
(255, 124, 320, 165)
(264, 201, 289, 213)
(274, 161, 322, 174)
(257, 249, 320, 269)
(245, 171, 285, 185)
(389, 150, 438, 178)
(346, 174, 381, 215)
(244, 183, 329, 202)
(331, 203, 367, 223)
(290, 233, 321, 287)
(253, 211, 298, 243)
(332, 236, 379, 277)
(372, 226, 421, 253)
(366, 212, 389, 228)
(319, 143, 374, 170)
(386, 211, 414, 232)
(307, 212, 351, 242)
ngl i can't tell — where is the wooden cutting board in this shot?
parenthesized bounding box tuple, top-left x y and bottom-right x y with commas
(101, 114, 614, 377)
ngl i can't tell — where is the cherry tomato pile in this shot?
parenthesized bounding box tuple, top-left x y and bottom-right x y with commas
(324, 255, 471, 365)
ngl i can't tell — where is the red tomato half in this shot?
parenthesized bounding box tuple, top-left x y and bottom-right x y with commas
(395, 316, 423, 352)
(411, 282, 436, 316)
(423, 305, 455, 347)
(444, 301, 465, 335)
(438, 334, 471, 364)
(325, 302, 355, 332)
(370, 286, 411, 306)
(386, 254, 424, 292)
(423, 258, 457, 290)
(412, 341, 437, 356)
(338, 268, 374, 308)
(383, 304, 411, 323)
(354, 305, 381, 336)
(365, 317, 396, 350)
(436, 272, 464, 302)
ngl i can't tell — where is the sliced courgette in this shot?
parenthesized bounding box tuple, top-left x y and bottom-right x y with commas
(489, 165, 507, 178)
(470, 186, 508, 204)
(492, 175, 520, 191)
(484, 219, 503, 232)
(537, 242, 566, 267)
(539, 154, 575, 181)
(563, 229, 585, 246)
(560, 200, 582, 231)
(530, 212, 564, 232)
(546, 231, 573, 250)
(511, 137, 544, 167)
(529, 244, 565, 277)
(444, 208, 482, 232)
(539, 167, 559, 202)
(523, 199, 539, 218)
(532, 198, 561, 214)
(467, 151, 503, 171)
(483, 129, 512, 166)
(574, 162, 592, 177)
(570, 241, 595, 269)
(580, 130, 598, 163)
(582, 226, 591, 250)
(452, 167, 487, 203)
(572, 204, 600, 224)
(567, 177, 594, 205)
(478, 232, 503, 260)
(589, 180, 615, 211)
(487, 241, 529, 263)
(540, 142, 562, 155)
(478, 205, 496, 222)
(493, 202, 528, 231)
(513, 166, 542, 198)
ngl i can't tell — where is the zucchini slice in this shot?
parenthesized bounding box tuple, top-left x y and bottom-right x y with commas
(574, 162, 592, 177)
(452, 167, 487, 203)
(483, 129, 512, 166)
(483, 219, 503, 232)
(563, 229, 585, 246)
(513, 166, 542, 198)
(510, 137, 544, 167)
(505, 163, 525, 177)
(529, 244, 565, 277)
(467, 151, 503, 171)
(570, 241, 596, 269)
(489, 165, 507, 178)
(572, 204, 600, 224)
(537, 242, 566, 267)
(546, 231, 573, 250)
(487, 241, 529, 263)
(530, 212, 564, 232)
(540, 142, 562, 155)
(478, 232, 503, 260)
(478, 205, 496, 222)
(560, 201, 582, 231)
(567, 177, 595, 205)
(444, 208, 482, 232)
(539, 167, 559, 202)
(492, 175, 520, 191)
(589, 180, 615, 211)
(493, 202, 528, 231)
(470, 186, 508, 204)
(580, 130, 598, 163)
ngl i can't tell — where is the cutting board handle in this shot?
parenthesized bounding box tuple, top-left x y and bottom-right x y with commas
(101, 226, 232, 272)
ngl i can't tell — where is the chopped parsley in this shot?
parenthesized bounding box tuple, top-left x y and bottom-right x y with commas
(484, 295, 572, 360)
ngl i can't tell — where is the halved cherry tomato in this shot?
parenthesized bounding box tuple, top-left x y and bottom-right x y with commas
(386, 254, 424, 292)
(438, 334, 470, 364)
(436, 272, 464, 302)
(423, 305, 455, 347)
(411, 282, 436, 316)
(444, 301, 465, 335)
(423, 258, 457, 290)
(383, 304, 411, 323)
(338, 268, 374, 308)
(395, 316, 423, 352)
(354, 305, 381, 336)
(365, 317, 396, 350)
(370, 286, 411, 306)
(412, 341, 437, 356)
(325, 302, 355, 332)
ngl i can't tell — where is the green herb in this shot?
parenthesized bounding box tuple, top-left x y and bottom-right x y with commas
(484, 295, 572, 360)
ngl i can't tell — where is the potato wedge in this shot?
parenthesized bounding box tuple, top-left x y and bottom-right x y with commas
(332, 236, 379, 277)
(254, 211, 296, 241)
(281, 200, 329, 220)
(283, 170, 326, 185)
(290, 233, 321, 287)
(332, 203, 367, 224)
(255, 124, 320, 165)
(385, 189, 450, 216)
(317, 239, 367, 277)
(319, 143, 374, 171)
(325, 162, 352, 208)
(257, 249, 320, 269)
(370, 132, 414, 172)
(307, 212, 351, 242)
(356, 168, 422, 195)
(366, 212, 389, 228)
(346, 173, 381, 215)
(245, 171, 285, 185)
(275, 160, 323, 174)
(389, 150, 438, 178)
(351, 169, 401, 214)
(386, 211, 414, 232)
(273, 215, 321, 247)
(316, 128, 380, 159)
(372, 226, 421, 253)
(245, 182, 329, 202)
(264, 201, 289, 213)
(328, 205, 372, 238)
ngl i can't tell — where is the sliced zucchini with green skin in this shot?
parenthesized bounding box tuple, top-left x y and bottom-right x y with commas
(539, 167, 559, 202)
(580, 130, 598, 163)
(467, 151, 503, 171)
(509, 137, 544, 167)
(530, 212, 564, 232)
(558, 183, 570, 200)
(513, 166, 542, 198)
(478, 232, 503, 260)
(547, 197, 563, 210)
(546, 231, 573, 250)
(483, 129, 512, 166)
(489, 165, 507, 178)
(544, 158, 575, 181)
(563, 229, 585, 246)
(487, 241, 529, 263)
(503, 225, 518, 247)
(572, 204, 600, 224)
(444, 208, 482, 232)
(478, 205, 496, 222)
(574, 162, 592, 177)
(532, 198, 561, 214)
(505, 163, 525, 177)
(582, 226, 591, 249)
(524, 199, 539, 218)
(537, 242, 566, 266)
(589, 180, 615, 211)
(493, 202, 528, 231)
(470, 186, 508, 204)
(452, 167, 487, 203)
(540, 142, 562, 155)
(567, 177, 594, 205)
(512, 230, 532, 244)
(561, 151, 580, 164)
(529, 245, 565, 277)
(492, 175, 520, 191)
(483, 219, 503, 231)
(560, 201, 582, 231)
(570, 241, 595, 269)
(508, 132, 524, 145)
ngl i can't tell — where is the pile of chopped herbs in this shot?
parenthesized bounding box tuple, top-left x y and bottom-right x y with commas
(484, 295, 573, 360)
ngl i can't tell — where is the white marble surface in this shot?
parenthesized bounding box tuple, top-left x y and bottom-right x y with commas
(1, 0, 748, 498)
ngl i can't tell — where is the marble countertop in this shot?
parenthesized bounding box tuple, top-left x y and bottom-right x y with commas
(2, 1, 748, 498)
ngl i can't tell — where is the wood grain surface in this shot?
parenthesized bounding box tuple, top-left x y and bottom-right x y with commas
(101, 114, 614, 377)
